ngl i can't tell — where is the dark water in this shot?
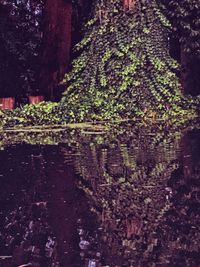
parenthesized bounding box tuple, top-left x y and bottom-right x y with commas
(0, 126, 200, 267)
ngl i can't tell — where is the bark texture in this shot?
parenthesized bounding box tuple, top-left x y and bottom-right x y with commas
(40, 0, 72, 100)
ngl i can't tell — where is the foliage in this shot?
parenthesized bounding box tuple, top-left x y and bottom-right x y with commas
(0, 102, 198, 129)
(0, 0, 199, 127)
(60, 123, 200, 266)
(0, 117, 199, 149)
(159, 0, 200, 56)
(0, 0, 43, 97)
(60, 0, 200, 123)
(0, 102, 63, 128)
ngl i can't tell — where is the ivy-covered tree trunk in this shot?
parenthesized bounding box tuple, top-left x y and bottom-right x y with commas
(40, 0, 72, 100)
(60, 0, 199, 122)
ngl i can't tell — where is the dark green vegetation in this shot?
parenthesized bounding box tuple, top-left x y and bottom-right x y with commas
(1, 2, 200, 266)
(0, 0, 43, 98)
(159, 0, 200, 97)
(60, 0, 200, 122)
(1, 102, 61, 128)
(160, 0, 200, 55)
(0, 0, 199, 127)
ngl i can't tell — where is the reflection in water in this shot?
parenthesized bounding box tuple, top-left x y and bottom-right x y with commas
(0, 146, 93, 267)
(0, 126, 200, 266)
(62, 127, 200, 267)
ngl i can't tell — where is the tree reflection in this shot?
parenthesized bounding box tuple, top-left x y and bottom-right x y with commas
(0, 124, 200, 266)
(62, 126, 200, 266)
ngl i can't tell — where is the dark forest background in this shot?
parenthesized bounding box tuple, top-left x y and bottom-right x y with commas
(0, 0, 199, 105)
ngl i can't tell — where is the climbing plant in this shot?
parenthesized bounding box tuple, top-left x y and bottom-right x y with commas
(1, 0, 199, 127)
(159, 0, 200, 56)
(60, 0, 199, 122)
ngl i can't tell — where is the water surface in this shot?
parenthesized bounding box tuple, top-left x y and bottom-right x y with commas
(0, 125, 200, 267)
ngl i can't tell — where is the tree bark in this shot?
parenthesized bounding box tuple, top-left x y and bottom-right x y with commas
(40, 0, 72, 100)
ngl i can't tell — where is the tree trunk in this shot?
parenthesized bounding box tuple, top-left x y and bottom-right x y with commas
(40, 0, 72, 100)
